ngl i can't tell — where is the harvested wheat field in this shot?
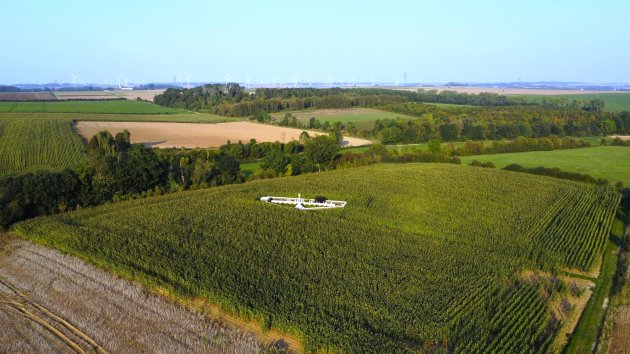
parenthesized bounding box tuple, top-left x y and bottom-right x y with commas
(76, 121, 372, 148)
(112, 89, 166, 102)
(0, 234, 268, 353)
(387, 86, 622, 95)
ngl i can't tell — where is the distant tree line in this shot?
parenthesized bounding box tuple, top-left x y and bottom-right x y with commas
(432, 136, 589, 156)
(153, 85, 535, 116)
(369, 104, 629, 143)
(0, 86, 20, 92)
(502, 164, 613, 186)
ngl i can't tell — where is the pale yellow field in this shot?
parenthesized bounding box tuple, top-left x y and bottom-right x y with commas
(52, 90, 166, 101)
(383, 86, 620, 95)
(75, 121, 372, 148)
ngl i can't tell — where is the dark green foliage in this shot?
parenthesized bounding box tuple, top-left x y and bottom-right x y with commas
(470, 160, 496, 168)
(503, 164, 609, 185)
(375, 103, 630, 143)
(0, 169, 82, 227)
(303, 135, 340, 170)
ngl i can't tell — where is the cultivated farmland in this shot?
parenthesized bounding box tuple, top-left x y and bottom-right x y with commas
(14, 163, 620, 352)
(460, 146, 630, 186)
(0, 92, 56, 101)
(0, 115, 87, 177)
(0, 234, 264, 353)
(75, 121, 372, 148)
(0, 100, 187, 114)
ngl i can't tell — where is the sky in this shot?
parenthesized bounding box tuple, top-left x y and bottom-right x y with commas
(1, 0, 629, 85)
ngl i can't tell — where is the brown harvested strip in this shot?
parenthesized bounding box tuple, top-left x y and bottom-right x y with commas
(0, 291, 86, 354)
(0, 278, 108, 354)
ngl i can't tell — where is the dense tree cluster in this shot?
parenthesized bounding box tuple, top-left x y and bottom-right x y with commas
(0, 130, 243, 227)
(370, 104, 630, 143)
(153, 85, 529, 117)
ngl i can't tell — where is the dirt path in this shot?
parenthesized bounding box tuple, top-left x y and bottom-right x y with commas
(0, 234, 264, 353)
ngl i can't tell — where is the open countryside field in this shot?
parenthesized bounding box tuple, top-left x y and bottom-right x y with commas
(0, 111, 235, 176)
(53, 89, 167, 102)
(110, 89, 166, 101)
(0, 100, 187, 114)
(76, 121, 372, 148)
(14, 163, 620, 352)
(460, 146, 630, 186)
(0, 234, 263, 353)
(0, 115, 87, 177)
(52, 91, 119, 100)
(0, 92, 56, 101)
(392, 86, 624, 95)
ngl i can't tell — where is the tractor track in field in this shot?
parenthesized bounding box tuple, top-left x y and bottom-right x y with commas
(0, 277, 108, 354)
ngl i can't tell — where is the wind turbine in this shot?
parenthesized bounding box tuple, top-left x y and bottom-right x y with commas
(70, 73, 80, 88)
(328, 74, 334, 88)
(183, 73, 191, 89)
(272, 75, 278, 88)
(292, 73, 298, 88)
(352, 76, 357, 87)
(114, 74, 123, 89)
(224, 74, 232, 88)
(245, 74, 251, 88)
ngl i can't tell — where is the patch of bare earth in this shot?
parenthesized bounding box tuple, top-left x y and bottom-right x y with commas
(610, 135, 630, 141)
(0, 234, 267, 353)
(75, 121, 372, 148)
(0, 92, 56, 101)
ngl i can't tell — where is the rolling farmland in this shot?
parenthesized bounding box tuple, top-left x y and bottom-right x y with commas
(0, 100, 187, 114)
(0, 115, 87, 176)
(460, 146, 630, 186)
(14, 163, 620, 352)
(75, 121, 371, 148)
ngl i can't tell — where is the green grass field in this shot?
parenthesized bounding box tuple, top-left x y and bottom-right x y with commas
(14, 163, 619, 352)
(514, 93, 630, 112)
(460, 146, 630, 185)
(0, 100, 189, 114)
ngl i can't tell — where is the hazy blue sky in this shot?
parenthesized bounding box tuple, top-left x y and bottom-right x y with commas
(2, 0, 629, 84)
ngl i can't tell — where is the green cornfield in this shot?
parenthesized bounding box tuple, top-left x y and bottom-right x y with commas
(14, 164, 620, 352)
(0, 100, 187, 114)
(0, 115, 88, 176)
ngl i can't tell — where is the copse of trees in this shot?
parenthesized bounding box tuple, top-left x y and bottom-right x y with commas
(0, 130, 244, 227)
(153, 85, 532, 116)
(503, 164, 609, 185)
(370, 104, 630, 143)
